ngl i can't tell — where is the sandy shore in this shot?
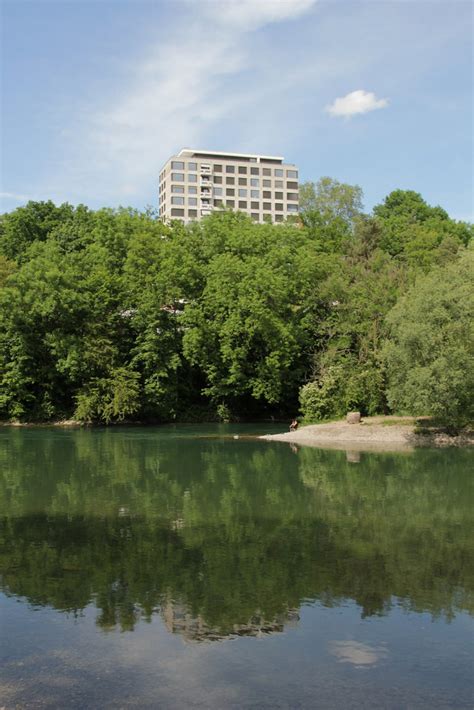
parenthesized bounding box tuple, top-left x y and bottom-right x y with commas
(261, 416, 473, 452)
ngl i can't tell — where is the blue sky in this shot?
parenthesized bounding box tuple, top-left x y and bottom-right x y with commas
(1, 0, 472, 219)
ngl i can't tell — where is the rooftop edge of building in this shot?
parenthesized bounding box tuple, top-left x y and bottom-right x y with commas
(176, 148, 286, 163)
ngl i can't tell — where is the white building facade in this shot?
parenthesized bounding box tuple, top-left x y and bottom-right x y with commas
(158, 149, 299, 224)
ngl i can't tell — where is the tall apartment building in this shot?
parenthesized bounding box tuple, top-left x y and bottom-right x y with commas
(158, 148, 299, 224)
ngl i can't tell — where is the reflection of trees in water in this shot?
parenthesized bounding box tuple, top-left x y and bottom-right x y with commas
(0, 431, 472, 632)
(0, 513, 329, 634)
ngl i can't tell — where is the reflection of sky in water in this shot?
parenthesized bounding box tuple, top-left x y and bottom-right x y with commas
(2, 595, 473, 709)
(329, 640, 388, 667)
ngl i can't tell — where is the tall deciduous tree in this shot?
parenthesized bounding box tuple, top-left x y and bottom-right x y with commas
(383, 249, 473, 427)
(299, 177, 363, 226)
(373, 190, 472, 260)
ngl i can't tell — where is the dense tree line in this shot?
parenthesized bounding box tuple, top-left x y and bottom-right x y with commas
(0, 181, 472, 425)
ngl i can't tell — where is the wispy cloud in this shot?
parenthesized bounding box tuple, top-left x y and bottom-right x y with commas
(210, 0, 317, 30)
(326, 89, 389, 117)
(0, 191, 29, 202)
(47, 0, 318, 205)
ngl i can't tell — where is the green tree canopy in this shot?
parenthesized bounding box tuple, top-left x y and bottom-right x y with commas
(0, 191, 471, 425)
(383, 249, 474, 426)
(299, 177, 363, 226)
(373, 190, 472, 261)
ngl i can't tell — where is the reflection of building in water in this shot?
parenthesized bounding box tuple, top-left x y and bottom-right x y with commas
(161, 599, 299, 642)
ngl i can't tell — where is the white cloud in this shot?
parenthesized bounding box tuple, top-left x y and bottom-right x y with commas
(210, 0, 317, 30)
(326, 89, 389, 117)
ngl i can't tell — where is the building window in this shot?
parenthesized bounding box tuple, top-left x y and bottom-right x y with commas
(188, 186, 197, 194)
(287, 181, 298, 189)
(214, 199, 224, 207)
(214, 187, 223, 196)
(171, 173, 184, 181)
(274, 180, 283, 188)
(188, 174, 197, 183)
(188, 198, 197, 206)
(238, 189, 247, 197)
(171, 161, 184, 170)
(287, 170, 298, 179)
(287, 192, 298, 201)
(263, 191, 271, 199)
(188, 209, 198, 218)
(171, 196, 185, 205)
(275, 203, 283, 211)
(226, 200, 235, 207)
(251, 213, 259, 221)
(213, 175, 222, 184)
(238, 200, 247, 208)
(188, 162, 197, 171)
(171, 185, 185, 193)
(263, 214, 272, 223)
(250, 167, 259, 175)
(238, 177, 247, 186)
(238, 166, 247, 174)
(213, 164, 222, 172)
(275, 192, 283, 200)
(226, 188, 235, 196)
(251, 190, 259, 198)
(226, 165, 235, 173)
(287, 204, 299, 212)
(263, 202, 271, 211)
(275, 169, 284, 177)
(226, 177, 235, 185)
(250, 178, 259, 187)
(251, 201, 259, 209)
(171, 208, 185, 216)
(262, 168, 271, 176)
(263, 179, 271, 188)
(275, 214, 284, 222)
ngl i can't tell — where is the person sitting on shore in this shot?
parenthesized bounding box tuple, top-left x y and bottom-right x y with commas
(289, 419, 298, 432)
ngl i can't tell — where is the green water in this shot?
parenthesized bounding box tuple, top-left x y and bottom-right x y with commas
(1, 426, 473, 709)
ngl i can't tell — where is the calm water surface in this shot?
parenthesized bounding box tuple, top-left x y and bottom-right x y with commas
(0, 425, 473, 709)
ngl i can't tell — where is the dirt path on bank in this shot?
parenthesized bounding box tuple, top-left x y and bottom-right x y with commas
(260, 416, 473, 452)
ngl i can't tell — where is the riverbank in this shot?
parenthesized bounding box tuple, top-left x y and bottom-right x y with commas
(260, 416, 474, 451)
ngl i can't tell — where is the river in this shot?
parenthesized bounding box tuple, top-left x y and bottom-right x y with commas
(0, 425, 473, 708)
